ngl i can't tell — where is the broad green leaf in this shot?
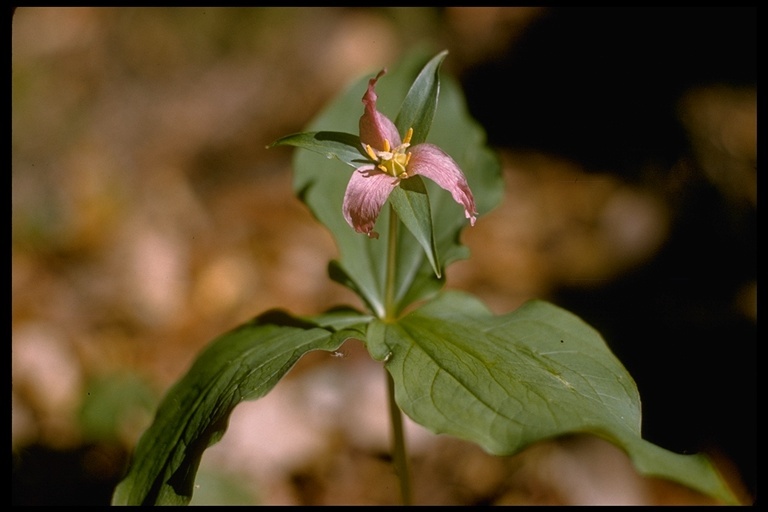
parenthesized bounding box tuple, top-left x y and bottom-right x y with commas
(292, 48, 502, 318)
(365, 290, 738, 504)
(112, 309, 367, 506)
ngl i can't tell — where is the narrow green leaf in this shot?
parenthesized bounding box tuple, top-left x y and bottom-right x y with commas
(394, 49, 448, 145)
(389, 176, 440, 277)
(112, 309, 366, 506)
(385, 50, 448, 268)
(366, 291, 738, 504)
(270, 131, 366, 168)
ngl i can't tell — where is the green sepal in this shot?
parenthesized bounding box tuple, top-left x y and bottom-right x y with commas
(270, 131, 366, 168)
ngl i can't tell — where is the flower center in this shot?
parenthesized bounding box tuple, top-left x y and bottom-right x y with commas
(365, 127, 414, 179)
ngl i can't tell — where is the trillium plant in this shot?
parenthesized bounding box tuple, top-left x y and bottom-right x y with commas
(342, 68, 477, 241)
(112, 50, 738, 505)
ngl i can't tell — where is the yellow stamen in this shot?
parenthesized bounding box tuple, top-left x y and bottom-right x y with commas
(403, 127, 413, 145)
(365, 128, 416, 178)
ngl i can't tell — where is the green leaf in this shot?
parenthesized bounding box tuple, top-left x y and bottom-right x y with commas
(270, 131, 367, 169)
(111, 309, 367, 506)
(387, 49, 448, 284)
(389, 176, 440, 277)
(365, 290, 738, 504)
(394, 49, 447, 145)
(291, 48, 502, 317)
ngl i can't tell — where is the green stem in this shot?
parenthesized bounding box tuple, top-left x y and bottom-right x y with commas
(387, 368, 412, 505)
(383, 204, 412, 505)
(383, 204, 399, 321)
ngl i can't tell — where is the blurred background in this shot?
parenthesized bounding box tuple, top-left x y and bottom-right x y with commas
(12, 7, 755, 505)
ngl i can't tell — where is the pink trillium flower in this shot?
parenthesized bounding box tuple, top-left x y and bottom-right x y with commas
(342, 69, 478, 239)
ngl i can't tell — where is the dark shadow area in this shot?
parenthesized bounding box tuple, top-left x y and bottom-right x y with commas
(12, 443, 129, 506)
(461, 7, 756, 179)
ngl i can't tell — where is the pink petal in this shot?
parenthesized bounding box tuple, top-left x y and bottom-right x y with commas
(359, 69, 401, 151)
(408, 143, 478, 226)
(343, 165, 399, 239)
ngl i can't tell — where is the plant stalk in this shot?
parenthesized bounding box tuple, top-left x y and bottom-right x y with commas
(383, 204, 412, 505)
(383, 204, 399, 321)
(387, 368, 412, 505)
